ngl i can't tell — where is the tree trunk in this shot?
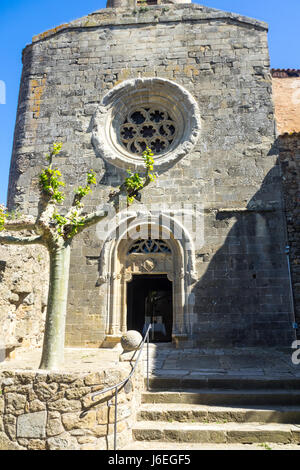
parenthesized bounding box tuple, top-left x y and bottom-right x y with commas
(39, 242, 71, 370)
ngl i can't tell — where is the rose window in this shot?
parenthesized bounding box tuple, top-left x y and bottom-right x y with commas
(120, 107, 177, 155)
(92, 78, 201, 170)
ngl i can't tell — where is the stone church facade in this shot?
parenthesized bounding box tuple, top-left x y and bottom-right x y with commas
(1, 1, 299, 352)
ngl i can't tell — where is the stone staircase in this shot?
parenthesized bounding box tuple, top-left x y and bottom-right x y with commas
(128, 377, 300, 449)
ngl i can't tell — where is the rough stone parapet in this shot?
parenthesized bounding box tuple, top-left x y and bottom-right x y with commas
(0, 363, 144, 450)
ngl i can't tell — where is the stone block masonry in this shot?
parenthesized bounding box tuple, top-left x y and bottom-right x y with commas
(5, 3, 296, 348)
(0, 244, 49, 353)
(0, 362, 143, 450)
(278, 133, 300, 335)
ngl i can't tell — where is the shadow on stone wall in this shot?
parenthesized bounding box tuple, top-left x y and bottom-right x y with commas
(190, 158, 296, 348)
(278, 134, 300, 338)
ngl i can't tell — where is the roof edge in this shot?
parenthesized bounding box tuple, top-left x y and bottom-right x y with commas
(30, 4, 268, 45)
(271, 69, 300, 78)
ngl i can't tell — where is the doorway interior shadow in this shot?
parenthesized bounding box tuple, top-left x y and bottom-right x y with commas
(127, 274, 173, 343)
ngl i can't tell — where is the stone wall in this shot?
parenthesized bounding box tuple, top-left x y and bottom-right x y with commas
(272, 73, 300, 134)
(0, 363, 143, 450)
(0, 244, 49, 356)
(5, 3, 295, 347)
(278, 134, 300, 335)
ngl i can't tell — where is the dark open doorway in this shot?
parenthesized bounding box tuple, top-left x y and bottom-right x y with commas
(127, 274, 173, 342)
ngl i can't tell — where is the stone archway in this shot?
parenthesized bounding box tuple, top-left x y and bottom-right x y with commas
(98, 211, 197, 348)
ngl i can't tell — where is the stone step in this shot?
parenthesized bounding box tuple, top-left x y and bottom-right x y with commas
(122, 441, 300, 451)
(132, 421, 300, 444)
(122, 441, 300, 455)
(138, 403, 300, 424)
(142, 390, 300, 406)
(146, 376, 300, 391)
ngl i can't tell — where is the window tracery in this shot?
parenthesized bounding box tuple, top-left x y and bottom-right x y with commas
(127, 238, 172, 255)
(120, 107, 177, 155)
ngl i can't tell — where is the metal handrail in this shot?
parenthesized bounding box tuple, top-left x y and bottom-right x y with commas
(91, 324, 152, 450)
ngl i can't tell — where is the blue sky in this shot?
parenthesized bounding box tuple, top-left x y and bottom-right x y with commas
(0, 0, 299, 204)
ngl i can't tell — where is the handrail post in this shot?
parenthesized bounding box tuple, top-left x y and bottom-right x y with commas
(147, 327, 150, 391)
(114, 387, 118, 451)
(91, 324, 152, 450)
(285, 245, 297, 328)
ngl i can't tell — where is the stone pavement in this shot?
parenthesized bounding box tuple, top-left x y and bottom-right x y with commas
(143, 344, 300, 379)
(1, 345, 299, 378)
(0, 347, 120, 373)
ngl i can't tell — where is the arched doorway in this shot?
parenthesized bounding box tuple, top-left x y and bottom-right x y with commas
(97, 212, 197, 348)
(125, 238, 173, 342)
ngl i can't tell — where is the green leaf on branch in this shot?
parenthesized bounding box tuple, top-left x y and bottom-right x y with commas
(75, 185, 91, 198)
(52, 210, 86, 239)
(87, 170, 97, 186)
(74, 170, 97, 206)
(123, 147, 157, 205)
(40, 143, 65, 202)
(0, 204, 7, 231)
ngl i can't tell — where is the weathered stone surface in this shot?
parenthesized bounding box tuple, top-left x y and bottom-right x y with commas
(65, 386, 91, 400)
(33, 382, 59, 401)
(0, 245, 48, 351)
(96, 406, 109, 425)
(0, 365, 143, 449)
(61, 410, 96, 432)
(291, 428, 300, 444)
(278, 134, 300, 332)
(3, 414, 17, 440)
(0, 432, 23, 450)
(76, 435, 97, 445)
(273, 77, 300, 134)
(47, 398, 81, 413)
(84, 372, 105, 387)
(16, 411, 47, 439)
(46, 412, 64, 437)
(121, 331, 143, 352)
(47, 432, 80, 450)
(18, 438, 47, 450)
(226, 429, 292, 444)
(0, 396, 4, 415)
(27, 399, 46, 413)
(5, 393, 27, 416)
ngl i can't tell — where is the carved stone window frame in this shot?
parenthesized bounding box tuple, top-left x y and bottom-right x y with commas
(92, 78, 201, 171)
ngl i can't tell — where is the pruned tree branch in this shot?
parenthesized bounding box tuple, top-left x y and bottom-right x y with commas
(75, 209, 108, 235)
(4, 216, 37, 232)
(0, 234, 44, 245)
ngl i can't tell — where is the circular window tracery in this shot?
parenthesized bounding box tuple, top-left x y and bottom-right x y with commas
(92, 78, 201, 170)
(120, 107, 177, 155)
